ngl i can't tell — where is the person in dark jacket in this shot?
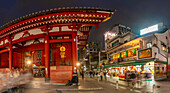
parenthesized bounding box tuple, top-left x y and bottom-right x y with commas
(89, 70, 93, 78)
(70, 70, 78, 86)
(81, 71, 84, 80)
(103, 71, 107, 80)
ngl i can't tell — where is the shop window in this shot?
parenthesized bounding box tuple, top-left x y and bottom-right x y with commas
(112, 40, 119, 47)
(124, 40, 128, 43)
(146, 42, 152, 48)
(128, 50, 133, 57)
(121, 51, 126, 58)
(162, 46, 167, 52)
(50, 43, 72, 66)
(161, 42, 167, 52)
(114, 53, 119, 60)
(128, 48, 136, 57)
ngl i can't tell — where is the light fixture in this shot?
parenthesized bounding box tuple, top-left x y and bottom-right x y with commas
(27, 60, 31, 65)
(76, 62, 80, 67)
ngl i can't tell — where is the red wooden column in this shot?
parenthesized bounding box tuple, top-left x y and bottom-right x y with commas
(72, 32, 78, 73)
(30, 51, 33, 74)
(9, 37, 13, 70)
(44, 32, 50, 81)
(21, 50, 25, 70)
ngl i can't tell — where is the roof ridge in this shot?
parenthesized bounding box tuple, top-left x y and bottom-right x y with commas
(0, 7, 115, 31)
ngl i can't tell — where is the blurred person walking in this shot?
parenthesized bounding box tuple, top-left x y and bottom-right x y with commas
(100, 71, 103, 81)
(89, 70, 92, 78)
(81, 71, 84, 80)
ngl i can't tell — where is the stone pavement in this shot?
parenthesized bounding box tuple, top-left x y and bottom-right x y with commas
(19, 77, 140, 93)
(4, 76, 170, 93)
(91, 75, 170, 93)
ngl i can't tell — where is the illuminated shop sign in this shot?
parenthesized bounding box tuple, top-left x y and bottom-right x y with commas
(140, 24, 158, 35)
(138, 48, 152, 59)
(104, 32, 117, 40)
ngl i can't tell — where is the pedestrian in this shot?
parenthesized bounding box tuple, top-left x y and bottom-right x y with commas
(92, 71, 95, 78)
(82, 71, 84, 80)
(89, 70, 92, 78)
(130, 72, 136, 88)
(96, 71, 98, 76)
(100, 71, 103, 81)
(103, 71, 107, 80)
(145, 73, 148, 80)
(70, 70, 78, 86)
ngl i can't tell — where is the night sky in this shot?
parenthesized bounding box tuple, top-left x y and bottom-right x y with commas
(0, 0, 170, 42)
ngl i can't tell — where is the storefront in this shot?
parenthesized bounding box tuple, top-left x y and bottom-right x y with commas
(105, 60, 167, 81)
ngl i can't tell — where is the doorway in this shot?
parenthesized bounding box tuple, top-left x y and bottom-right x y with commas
(24, 50, 45, 78)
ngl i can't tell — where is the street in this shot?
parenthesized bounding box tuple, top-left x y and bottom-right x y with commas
(4, 75, 169, 93)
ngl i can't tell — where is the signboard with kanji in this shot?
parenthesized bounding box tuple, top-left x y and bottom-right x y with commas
(138, 48, 152, 59)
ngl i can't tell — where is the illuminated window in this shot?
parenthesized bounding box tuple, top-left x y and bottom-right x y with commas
(162, 47, 167, 51)
(114, 54, 119, 60)
(161, 42, 167, 52)
(127, 48, 137, 57)
(64, 36, 70, 39)
(57, 37, 62, 39)
(112, 40, 119, 47)
(146, 42, 152, 48)
(121, 52, 126, 58)
(128, 50, 133, 57)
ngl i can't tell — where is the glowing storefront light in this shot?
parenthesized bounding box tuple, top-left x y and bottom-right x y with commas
(140, 24, 158, 35)
(104, 32, 117, 40)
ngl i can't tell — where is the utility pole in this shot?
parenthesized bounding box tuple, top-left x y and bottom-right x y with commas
(89, 54, 91, 70)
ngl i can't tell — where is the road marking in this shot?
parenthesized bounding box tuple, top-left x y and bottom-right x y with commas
(134, 90, 141, 93)
(119, 86, 126, 89)
(57, 87, 103, 91)
(110, 84, 115, 86)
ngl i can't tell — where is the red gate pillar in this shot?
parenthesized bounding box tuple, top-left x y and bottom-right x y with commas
(44, 32, 50, 82)
(9, 37, 13, 70)
(72, 32, 78, 73)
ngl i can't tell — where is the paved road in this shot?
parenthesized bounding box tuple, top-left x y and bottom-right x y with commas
(91, 75, 170, 93)
(3, 76, 170, 93)
(19, 78, 140, 93)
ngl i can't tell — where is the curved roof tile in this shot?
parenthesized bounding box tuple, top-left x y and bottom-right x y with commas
(0, 7, 115, 31)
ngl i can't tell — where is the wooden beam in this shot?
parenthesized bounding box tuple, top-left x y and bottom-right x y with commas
(12, 34, 45, 44)
(49, 39, 72, 43)
(0, 49, 9, 54)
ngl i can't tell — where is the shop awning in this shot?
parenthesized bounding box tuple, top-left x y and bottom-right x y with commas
(101, 60, 168, 69)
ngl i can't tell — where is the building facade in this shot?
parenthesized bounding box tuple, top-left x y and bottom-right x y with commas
(85, 42, 104, 70)
(0, 7, 115, 84)
(105, 23, 170, 80)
